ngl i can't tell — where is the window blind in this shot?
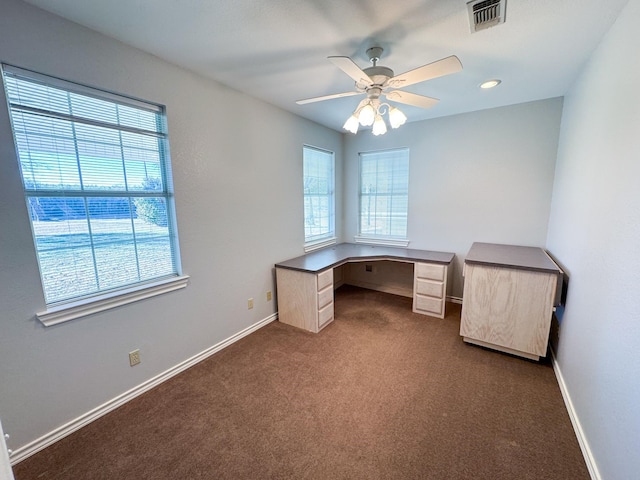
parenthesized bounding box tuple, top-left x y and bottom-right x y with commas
(2, 65, 180, 305)
(303, 146, 335, 244)
(359, 148, 409, 239)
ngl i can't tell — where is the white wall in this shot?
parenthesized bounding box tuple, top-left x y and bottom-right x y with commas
(546, 0, 640, 477)
(343, 98, 564, 297)
(0, 420, 15, 480)
(0, 0, 342, 453)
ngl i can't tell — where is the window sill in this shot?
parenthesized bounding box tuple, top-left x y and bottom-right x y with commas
(354, 236, 410, 248)
(36, 275, 190, 327)
(304, 237, 337, 253)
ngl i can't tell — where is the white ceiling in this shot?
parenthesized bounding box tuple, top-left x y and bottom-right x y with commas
(23, 0, 629, 132)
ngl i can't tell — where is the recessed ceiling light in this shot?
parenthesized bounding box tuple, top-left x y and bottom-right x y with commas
(480, 79, 501, 89)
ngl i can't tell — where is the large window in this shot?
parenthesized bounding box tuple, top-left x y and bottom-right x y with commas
(303, 145, 335, 250)
(358, 148, 409, 245)
(2, 65, 184, 319)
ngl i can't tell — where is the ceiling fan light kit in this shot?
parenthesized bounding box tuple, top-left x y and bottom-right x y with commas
(343, 114, 360, 134)
(342, 96, 406, 135)
(388, 106, 407, 129)
(372, 114, 387, 136)
(297, 47, 463, 135)
(358, 100, 376, 127)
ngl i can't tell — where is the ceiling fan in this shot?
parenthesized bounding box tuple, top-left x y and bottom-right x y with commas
(296, 47, 463, 135)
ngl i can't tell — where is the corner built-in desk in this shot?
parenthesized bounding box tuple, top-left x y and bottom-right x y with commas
(275, 243, 455, 333)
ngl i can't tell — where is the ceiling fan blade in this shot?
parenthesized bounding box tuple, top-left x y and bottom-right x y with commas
(296, 91, 362, 105)
(385, 90, 439, 109)
(389, 55, 462, 89)
(328, 56, 373, 85)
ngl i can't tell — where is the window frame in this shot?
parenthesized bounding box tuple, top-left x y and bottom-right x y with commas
(303, 145, 336, 252)
(356, 147, 410, 247)
(2, 64, 188, 325)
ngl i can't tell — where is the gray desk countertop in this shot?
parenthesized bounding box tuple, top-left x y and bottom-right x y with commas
(276, 243, 455, 273)
(465, 242, 560, 273)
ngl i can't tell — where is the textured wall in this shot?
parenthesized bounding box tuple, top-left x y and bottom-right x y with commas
(0, 0, 342, 452)
(343, 98, 564, 298)
(546, 0, 640, 477)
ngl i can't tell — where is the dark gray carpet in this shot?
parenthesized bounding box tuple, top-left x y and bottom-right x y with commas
(14, 286, 589, 479)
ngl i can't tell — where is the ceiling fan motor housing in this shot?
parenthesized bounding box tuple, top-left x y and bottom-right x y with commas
(357, 66, 394, 92)
(364, 66, 394, 81)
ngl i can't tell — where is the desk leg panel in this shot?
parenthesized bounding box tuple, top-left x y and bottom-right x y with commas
(276, 268, 319, 333)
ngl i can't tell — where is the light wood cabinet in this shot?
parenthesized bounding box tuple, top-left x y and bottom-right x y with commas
(413, 262, 447, 318)
(316, 269, 334, 330)
(460, 243, 562, 361)
(276, 267, 334, 333)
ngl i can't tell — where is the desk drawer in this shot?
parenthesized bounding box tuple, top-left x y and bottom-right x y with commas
(318, 284, 333, 309)
(415, 279, 444, 298)
(415, 263, 445, 281)
(318, 302, 334, 330)
(414, 294, 444, 317)
(413, 262, 448, 319)
(317, 269, 333, 291)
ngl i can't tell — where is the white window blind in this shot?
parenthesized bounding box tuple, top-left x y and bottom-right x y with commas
(2, 65, 181, 306)
(303, 146, 335, 247)
(358, 148, 409, 241)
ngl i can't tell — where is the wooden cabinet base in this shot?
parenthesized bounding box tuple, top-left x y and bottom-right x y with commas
(460, 243, 562, 361)
(462, 337, 541, 361)
(276, 267, 334, 333)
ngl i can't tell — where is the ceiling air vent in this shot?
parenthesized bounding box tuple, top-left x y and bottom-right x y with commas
(467, 0, 506, 33)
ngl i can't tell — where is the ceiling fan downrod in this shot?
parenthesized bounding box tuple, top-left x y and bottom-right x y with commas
(362, 47, 394, 87)
(366, 46, 384, 66)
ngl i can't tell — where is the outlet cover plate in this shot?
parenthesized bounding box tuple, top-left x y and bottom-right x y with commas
(129, 349, 141, 366)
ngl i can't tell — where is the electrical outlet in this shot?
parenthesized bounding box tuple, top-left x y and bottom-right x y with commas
(129, 349, 141, 366)
(266, 291, 272, 301)
(248, 298, 254, 309)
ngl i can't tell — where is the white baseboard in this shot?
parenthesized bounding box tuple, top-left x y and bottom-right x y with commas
(550, 349, 601, 480)
(10, 313, 278, 465)
(447, 295, 463, 304)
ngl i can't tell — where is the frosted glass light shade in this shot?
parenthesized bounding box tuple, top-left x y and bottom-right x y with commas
(372, 115, 387, 136)
(388, 107, 407, 129)
(343, 115, 359, 134)
(358, 104, 375, 126)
